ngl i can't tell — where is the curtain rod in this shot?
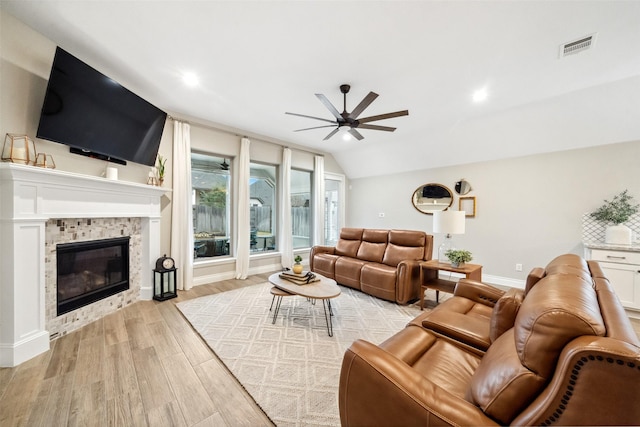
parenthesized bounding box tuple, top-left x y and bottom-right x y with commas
(167, 114, 324, 157)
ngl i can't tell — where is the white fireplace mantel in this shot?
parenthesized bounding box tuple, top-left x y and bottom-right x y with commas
(0, 163, 168, 367)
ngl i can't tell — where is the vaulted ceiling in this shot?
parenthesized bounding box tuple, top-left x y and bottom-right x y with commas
(3, 1, 640, 178)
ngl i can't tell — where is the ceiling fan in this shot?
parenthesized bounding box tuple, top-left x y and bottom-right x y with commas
(286, 84, 409, 141)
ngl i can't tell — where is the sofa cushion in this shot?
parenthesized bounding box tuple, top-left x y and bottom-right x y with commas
(361, 263, 397, 302)
(313, 253, 339, 279)
(335, 228, 364, 257)
(356, 229, 388, 263)
(380, 326, 482, 401)
(489, 288, 524, 342)
(515, 275, 605, 378)
(382, 230, 427, 267)
(524, 267, 545, 296)
(335, 257, 368, 289)
(467, 329, 546, 424)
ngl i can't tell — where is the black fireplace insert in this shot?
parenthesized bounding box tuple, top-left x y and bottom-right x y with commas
(56, 237, 130, 315)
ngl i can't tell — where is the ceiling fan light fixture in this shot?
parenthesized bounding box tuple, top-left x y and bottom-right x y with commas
(287, 84, 408, 141)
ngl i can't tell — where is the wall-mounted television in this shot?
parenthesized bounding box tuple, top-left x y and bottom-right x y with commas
(37, 47, 167, 166)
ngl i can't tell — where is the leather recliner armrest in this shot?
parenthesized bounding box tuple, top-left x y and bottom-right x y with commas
(453, 279, 505, 307)
(422, 311, 491, 351)
(309, 245, 336, 271)
(395, 259, 422, 304)
(339, 339, 499, 427)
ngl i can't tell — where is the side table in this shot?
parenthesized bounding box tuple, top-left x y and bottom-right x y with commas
(420, 260, 483, 309)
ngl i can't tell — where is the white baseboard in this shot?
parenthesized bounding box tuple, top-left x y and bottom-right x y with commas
(0, 330, 50, 368)
(482, 274, 526, 290)
(193, 261, 282, 287)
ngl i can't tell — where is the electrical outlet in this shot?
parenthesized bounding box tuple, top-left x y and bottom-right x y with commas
(515, 263, 523, 272)
(378, 213, 385, 218)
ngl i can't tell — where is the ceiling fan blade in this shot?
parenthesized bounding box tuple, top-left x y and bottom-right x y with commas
(358, 110, 409, 124)
(348, 91, 378, 119)
(294, 124, 338, 132)
(357, 124, 396, 132)
(285, 112, 336, 124)
(323, 127, 341, 141)
(348, 128, 364, 141)
(315, 94, 343, 120)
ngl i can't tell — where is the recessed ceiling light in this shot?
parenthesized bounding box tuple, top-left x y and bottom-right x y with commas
(182, 72, 199, 87)
(472, 87, 488, 103)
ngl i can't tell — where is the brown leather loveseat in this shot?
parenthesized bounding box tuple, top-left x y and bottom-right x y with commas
(339, 254, 640, 426)
(310, 228, 433, 304)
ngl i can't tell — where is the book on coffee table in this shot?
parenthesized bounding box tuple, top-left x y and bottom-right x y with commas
(279, 271, 319, 285)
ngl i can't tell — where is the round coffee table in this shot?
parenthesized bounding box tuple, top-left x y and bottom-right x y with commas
(268, 272, 341, 336)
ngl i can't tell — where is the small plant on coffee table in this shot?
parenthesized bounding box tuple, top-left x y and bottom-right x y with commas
(445, 249, 473, 268)
(293, 255, 303, 274)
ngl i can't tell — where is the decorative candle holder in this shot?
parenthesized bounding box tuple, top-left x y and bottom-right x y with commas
(35, 153, 56, 169)
(1, 134, 37, 165)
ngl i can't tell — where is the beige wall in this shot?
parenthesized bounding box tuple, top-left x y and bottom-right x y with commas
(347, 140, 640, 285)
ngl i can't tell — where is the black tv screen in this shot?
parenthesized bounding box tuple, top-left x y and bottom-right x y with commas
(37, 47, 167, 166)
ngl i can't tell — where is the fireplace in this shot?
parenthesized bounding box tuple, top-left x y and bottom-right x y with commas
(1, 163, 165, 367)
(57, 237, 130, 315)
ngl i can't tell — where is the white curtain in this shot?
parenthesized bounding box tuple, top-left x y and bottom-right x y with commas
(279, 148, 293, 268)
(235, 137, 251, 279)
(313, 155, 325, 246)
(171, 121, 194, 290)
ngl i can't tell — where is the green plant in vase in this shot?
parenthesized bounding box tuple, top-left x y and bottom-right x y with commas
(293, 255, 303, 274)
(590, 190, 638, 245)
(444, 249, 472, 268)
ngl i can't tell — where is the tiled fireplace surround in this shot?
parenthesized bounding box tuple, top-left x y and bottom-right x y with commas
(0, 163, 166, 367)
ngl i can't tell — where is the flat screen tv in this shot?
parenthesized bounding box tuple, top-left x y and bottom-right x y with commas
(37, 47, 167, 166)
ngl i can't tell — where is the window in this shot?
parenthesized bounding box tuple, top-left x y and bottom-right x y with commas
(291, 169, 311, 249)
(250, 162, 277, 253)
(324, 174, 345, 246)
(191, 153, 231, 259)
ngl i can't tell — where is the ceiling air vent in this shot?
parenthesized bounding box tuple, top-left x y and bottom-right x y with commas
(560, 33, 597, 58)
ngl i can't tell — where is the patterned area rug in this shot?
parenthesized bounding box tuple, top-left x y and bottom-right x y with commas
(176, 282, 426, 426)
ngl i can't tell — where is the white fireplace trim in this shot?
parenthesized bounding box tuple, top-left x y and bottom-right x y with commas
(0, 163, 167, 367)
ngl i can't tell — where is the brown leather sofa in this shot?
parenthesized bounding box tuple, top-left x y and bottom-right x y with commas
(309, 228, 433, 304)
(339, 254, 640, 426)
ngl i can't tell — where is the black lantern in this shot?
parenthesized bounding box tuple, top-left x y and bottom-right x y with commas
(153, 254, 177, 301)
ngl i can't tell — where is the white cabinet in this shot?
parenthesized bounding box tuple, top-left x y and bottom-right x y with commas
(588, 248, 640, 310)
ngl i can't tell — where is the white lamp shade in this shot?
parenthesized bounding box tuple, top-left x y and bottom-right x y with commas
(433, 210, 465, 235)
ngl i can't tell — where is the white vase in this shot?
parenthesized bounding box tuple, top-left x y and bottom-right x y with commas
(605, 224, 632, 245)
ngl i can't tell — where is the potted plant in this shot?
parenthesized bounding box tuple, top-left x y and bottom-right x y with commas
(293, 255, 304, 274)
(444, 249, 472, 268)
(156, 155, 167, 186)
(590, 190, 639, 245)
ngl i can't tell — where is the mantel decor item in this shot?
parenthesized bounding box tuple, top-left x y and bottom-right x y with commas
(590, 190, 639, 245)
(293, 255, 303, 274)
(1, 133, 37, 165)
(444, 249, 473, 268)
(156, 155, 166, 186)
(35, 153, 56, 169)
(433, 210, 466, 262)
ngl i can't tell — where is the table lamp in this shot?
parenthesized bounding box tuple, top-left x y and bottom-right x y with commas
(433, 210, 466, 263)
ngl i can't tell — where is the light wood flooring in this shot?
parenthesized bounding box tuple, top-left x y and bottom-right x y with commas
(0, 273, 276, 427)
(2, 274, 640, 427)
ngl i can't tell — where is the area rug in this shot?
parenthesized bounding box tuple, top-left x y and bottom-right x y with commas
(176, 282, 428, 427)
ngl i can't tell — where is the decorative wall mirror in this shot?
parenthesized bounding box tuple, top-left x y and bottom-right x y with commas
(455, 179, 472, 195)
(411, 183, 453, 215)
